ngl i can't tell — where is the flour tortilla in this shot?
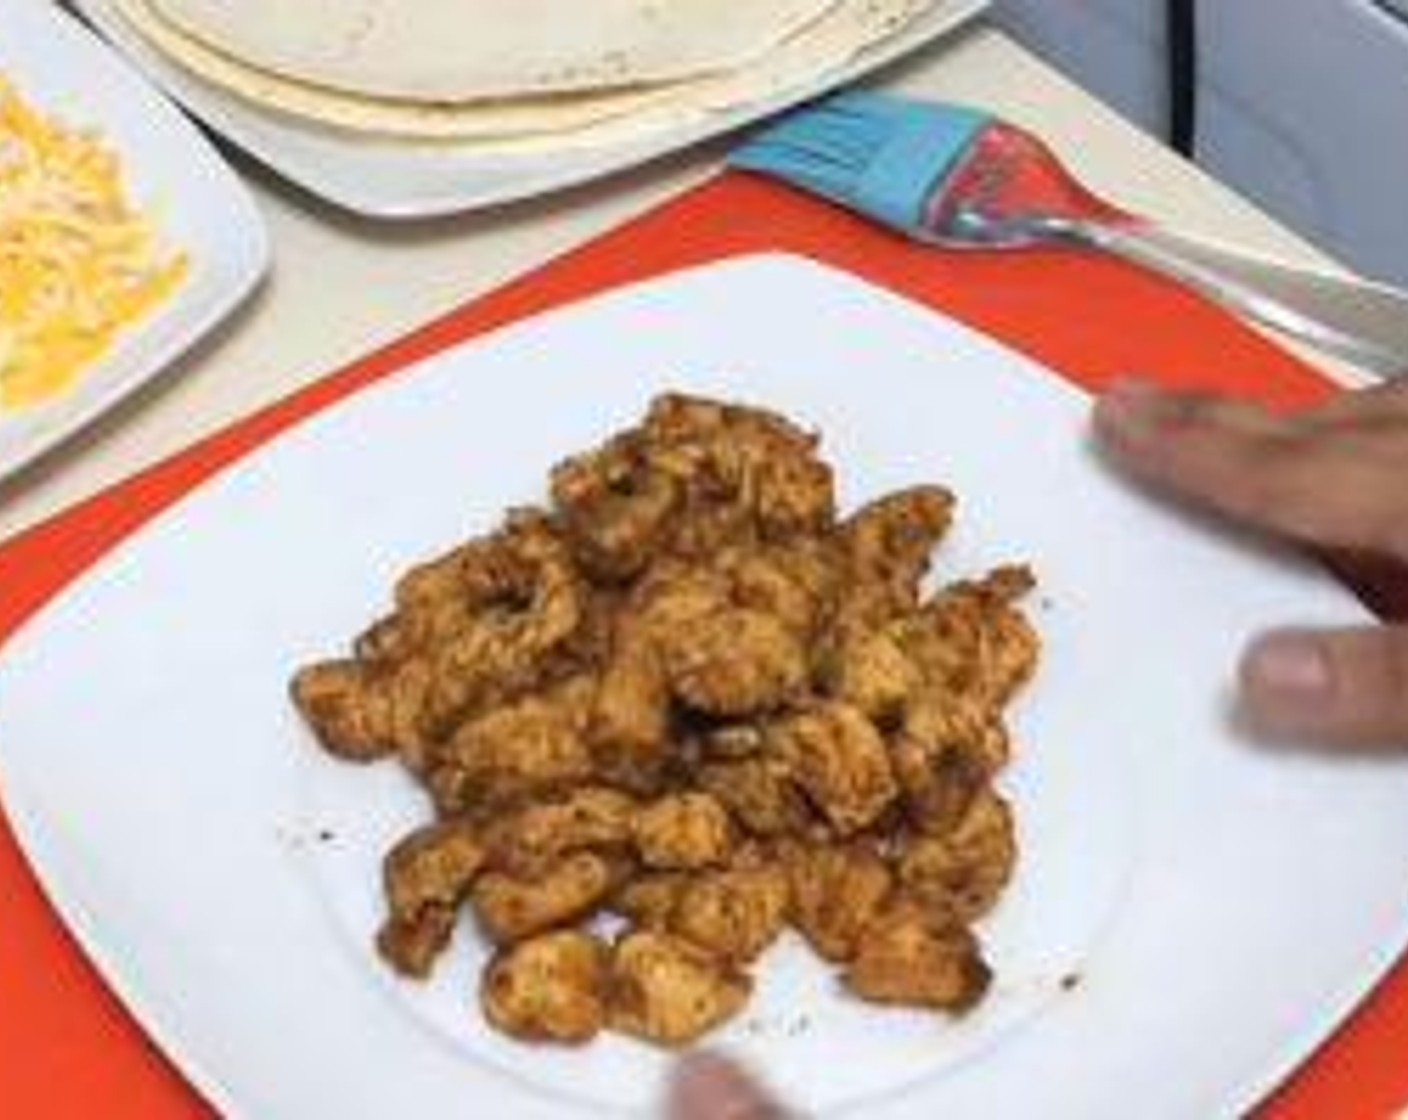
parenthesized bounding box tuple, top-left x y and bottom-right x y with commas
(115, 0, 690, 139)
(149, 0, 841, 102)
(112, 0, 938, 144)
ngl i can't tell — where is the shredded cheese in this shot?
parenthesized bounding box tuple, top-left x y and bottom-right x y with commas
(0, 75, 187, 412)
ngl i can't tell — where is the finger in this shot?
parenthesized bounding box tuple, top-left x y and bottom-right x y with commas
(1240, 626, 1408, 747)
(1093, 381, 1408, 557)
(666, 1053, 791, 1120)
(1096, 378, 1296, 438)
(1302, 380, 1408, 428)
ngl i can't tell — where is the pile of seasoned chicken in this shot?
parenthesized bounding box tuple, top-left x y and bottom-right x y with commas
(291, 393, 1039, 1048)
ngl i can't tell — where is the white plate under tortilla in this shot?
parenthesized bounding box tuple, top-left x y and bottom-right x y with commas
(1, 255, 1404, 1119)
(69, 0, 988, 219)
(0, 0, 267, 484)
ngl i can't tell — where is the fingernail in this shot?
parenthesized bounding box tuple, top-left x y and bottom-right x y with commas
(1243, 631, 1333, 698)
(668, 1053, 782, 1120)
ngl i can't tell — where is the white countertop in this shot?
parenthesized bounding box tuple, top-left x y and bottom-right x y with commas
(0, 22, 1347, 541)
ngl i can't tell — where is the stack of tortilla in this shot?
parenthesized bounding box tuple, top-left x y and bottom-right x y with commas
(111, 0, 943, 144)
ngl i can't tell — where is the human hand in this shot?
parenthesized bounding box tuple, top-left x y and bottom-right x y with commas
(1094, 378, 1408, 746)
(665, 1052, 790, 1119)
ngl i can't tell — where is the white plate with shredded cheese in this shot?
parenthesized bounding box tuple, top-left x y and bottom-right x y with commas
(0, 0, 266, 484)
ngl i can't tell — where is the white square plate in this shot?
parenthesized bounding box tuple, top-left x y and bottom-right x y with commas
(1, 255, 1405, 1119)
(71, 0, 987, 218)
(0, 0, 268, 484)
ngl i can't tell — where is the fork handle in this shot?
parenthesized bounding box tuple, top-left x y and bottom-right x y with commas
(1066, 220, 1408, 379)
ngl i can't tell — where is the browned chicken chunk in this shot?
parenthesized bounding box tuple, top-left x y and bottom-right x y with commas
(482, 930, 610, 1044)
(696, 756, 811, 838)
(838, 486, 954, 620)
(660, 607, 807, 718)
(588, 636, 672, 793)
(845, 903, 991, 1012)
(609, 872, 691, 929)
(290, 659, 398, 761)
(785, 842, 894, 963)
(607, 931, 751, 1047)
(429, 683, 595, 816)
(772, 703, 898, 835)
(898, 789, 1017, 922)
(823, 627, 919, 726)
(633, 792, 733, 870)
(480, 786, 637, 880)
(670, 863, 790, 964)
(471, 852, 621, 945)
(891, 734, 990, 837)
(376, 819, 485, 978)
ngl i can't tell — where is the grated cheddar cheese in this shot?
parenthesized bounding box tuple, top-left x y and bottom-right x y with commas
(0, 75, 187, 412)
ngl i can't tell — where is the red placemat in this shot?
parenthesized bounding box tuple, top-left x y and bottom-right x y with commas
(0, 174, 1404, 1119)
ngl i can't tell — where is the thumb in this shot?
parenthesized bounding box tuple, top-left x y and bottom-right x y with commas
(1241, 626, 1408, 747)
(666, 1052, 791, 1120)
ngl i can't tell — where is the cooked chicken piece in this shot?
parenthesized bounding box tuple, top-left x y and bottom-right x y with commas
(380, 661, 443, 774)
(642, 393, 836, 543)
(839, 486, 954, 615)
(901, 566, 1040, 710)
(667, 500, 764, 559)
(891, 735, 991, 837)
(844, 902, 991, 1012)
(671, 863, 790, 964)
(627, 562, 732, 638)
(715, 543, 838, 641)
(483, 787, 637, 879)
(823, 626, 919, 725)
(482, 930, 610, 1045)
(291, 651, 455, 773)
(290, 659, 399, 762)
(903, 694, 1013, 776)
(354, 614, 414, 664)
(659, 607, 807, 718)
(772, 702, 897, 835)
(389, 542, 481, 651)
(749, 444, 836, 543)
(588, 635, 671, 794)
(551, 432, 682, 583)
(378, 904, 457, 981)
(971, 563, 1038, 603)
(609, 872, 691, 929)
(375, 818, 485, 978)
(785, 842, 894, 963)
(428, 681, 595, 815)
(470, 852, 620, 945)
(535, 583, 620, 681)
(633, 792, 733, 870)
(403, 514, 590, 742)
(696, 756, 812, 838)
(898, 789, 1017, 922)
(607, 930, 752, 1047)
(418, 604, 585, 744)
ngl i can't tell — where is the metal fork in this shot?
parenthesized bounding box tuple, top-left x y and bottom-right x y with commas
(937, 206, 1408, 378)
